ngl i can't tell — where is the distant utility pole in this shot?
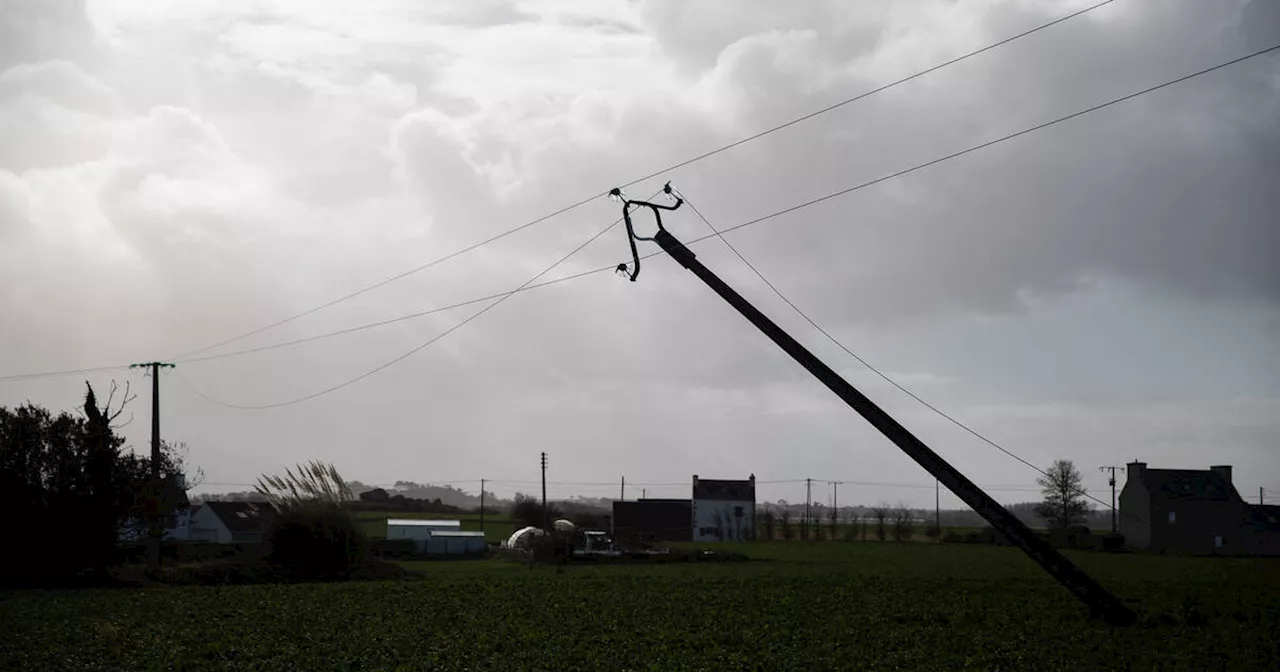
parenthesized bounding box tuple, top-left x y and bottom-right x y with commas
(1098, 466, 1124, 533)
(620, 476, 625, 501)
(829, 481, 843, 526)
(805, 478, 812, 541)
(1261, 488, 1265, 506)
(479, 478, 486, 532)
(642, 488, 646, 500)
(540, 452, 548, 529)
(130, 361, 174, 573)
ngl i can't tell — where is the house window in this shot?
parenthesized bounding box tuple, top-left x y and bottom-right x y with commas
(1214, 535, 1223, 549)
(1168, 511, 1176, 524)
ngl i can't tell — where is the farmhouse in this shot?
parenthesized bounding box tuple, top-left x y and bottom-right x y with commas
(189, 501, 277, 543)
(609, 474, 757, 543)
(693, 474, 756, 542)
(1120, 461, 1280, 555)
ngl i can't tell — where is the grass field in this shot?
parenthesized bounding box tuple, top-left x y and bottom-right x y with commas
(3, 542, 1276, 670)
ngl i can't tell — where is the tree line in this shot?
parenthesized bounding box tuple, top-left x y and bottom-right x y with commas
(0, 382, 193, 585)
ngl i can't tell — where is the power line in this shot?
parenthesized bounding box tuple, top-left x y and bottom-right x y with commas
(686, 43, 1280, 244)
(179, 208, 631, 409)
(0, 363, 132, 384)
(681, 195, 1133, 518)
(9, 43, 1277, 386)
(170, 36, 1277, 372)
(170, 1, 1117, 361)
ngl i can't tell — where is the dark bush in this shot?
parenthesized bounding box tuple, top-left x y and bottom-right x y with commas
(941, 532, 963, 544)
(369, 538, 418, 559)
(265, 502, 368, 578)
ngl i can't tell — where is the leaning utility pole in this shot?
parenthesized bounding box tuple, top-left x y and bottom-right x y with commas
(1098, 466, 1124, 533)
(610, 185, 1134, 626)
(540, 452, 548, 529)
(130, 361, 174, 573)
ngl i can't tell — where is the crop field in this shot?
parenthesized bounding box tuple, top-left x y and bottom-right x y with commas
(3, 542, 1276, 671)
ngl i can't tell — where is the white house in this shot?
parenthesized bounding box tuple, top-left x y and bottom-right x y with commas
(189, 501, 276, 543)
(692, 474, 756, 542)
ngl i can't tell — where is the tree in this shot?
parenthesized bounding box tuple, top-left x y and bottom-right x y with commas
(511, 493, 560, 528)
(872, 505, 889, 541)
(760, 508, 775, 541)
(1035, 460, 1091, 530)
(1035, 459, 1092, 530)
(780, 508, 794, 540)
(0, 382, 194, 584)
(892, 504, 915, 542)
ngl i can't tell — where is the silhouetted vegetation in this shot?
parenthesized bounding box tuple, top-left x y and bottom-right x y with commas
(510, 493, 561, 528)
(256, 461, 371, 579)
(0, 383, 192, 586)
(1036, 459, 1092, 530)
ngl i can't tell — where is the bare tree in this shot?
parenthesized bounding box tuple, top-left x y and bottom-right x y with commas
(872, 505, 889, 541)
(892, 503, 915, 542)
(1035, 460, 1092, 530)
(781, 508, 794, 541)
(760, 508, 775, 541)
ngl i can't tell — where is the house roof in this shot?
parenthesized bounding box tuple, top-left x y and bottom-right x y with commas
(1139, 469, 1242, 502)
(387, 519, 461, 527)
(693, 478, 754, 500)
(202, 501, 277, 534)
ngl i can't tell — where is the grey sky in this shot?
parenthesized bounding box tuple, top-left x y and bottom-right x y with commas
(2, 0, 1278, 509)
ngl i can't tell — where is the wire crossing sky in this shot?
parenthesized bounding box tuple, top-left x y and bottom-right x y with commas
(2, 0, 1277, 508)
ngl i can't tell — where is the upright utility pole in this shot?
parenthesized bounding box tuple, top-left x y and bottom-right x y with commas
(621, 476, 626, 501)
(610, 186, 1134, 626)
(540, 452, 548, 529)
(130, 361, 174, 573)
(479, 478, 486, 532)
(829, 481, 843, 526)
(1261, 488, 1265, 506)
(1098, 466, 1124, 533)
(805, 478, 812, 541)
(935, 479, 941, 533)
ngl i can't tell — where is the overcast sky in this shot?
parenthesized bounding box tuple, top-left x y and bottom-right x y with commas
(2, 0, 1278, 510)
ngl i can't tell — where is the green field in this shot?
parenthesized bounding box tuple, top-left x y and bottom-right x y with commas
(2, 542, 1276, 670)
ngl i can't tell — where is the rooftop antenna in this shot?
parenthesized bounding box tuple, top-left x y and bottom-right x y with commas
(607, 182, 1134, 626)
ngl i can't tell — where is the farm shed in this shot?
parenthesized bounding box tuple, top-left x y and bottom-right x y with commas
(386, 519, 462, 551)
(424, 530, 486, 555)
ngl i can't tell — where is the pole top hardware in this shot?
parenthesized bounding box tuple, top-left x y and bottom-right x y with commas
(609, 182, 683, 282)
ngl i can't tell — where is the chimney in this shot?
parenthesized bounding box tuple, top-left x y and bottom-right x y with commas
(1209, 465, 1232, 484)
(1127, 461, 1146, 481)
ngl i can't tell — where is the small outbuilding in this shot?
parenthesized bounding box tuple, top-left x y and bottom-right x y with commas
(387, 519, 463, 552)
(424, 530, 487, 555)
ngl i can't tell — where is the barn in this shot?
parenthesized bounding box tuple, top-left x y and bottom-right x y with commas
(424, 530, 487, 555)
(386, 519, 463, 553)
